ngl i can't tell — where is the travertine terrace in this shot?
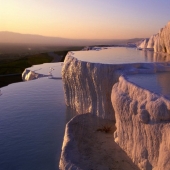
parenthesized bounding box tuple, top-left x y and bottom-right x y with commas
(138, 21, 170, 54)
(60, 22, 170, 169)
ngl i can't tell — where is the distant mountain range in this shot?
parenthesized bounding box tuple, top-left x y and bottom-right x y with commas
(0, 31, 144, 46)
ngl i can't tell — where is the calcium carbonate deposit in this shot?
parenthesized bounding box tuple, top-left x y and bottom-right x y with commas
(111, 76, 170, 170)
(22, 62, 62, 81)
(60, 41, 170, 169)
(138, 21, 170, 54)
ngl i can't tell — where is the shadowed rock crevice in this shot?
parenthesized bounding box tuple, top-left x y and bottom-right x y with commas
(60, 114, 140, 170)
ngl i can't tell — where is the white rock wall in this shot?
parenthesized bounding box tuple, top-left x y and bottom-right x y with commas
(62, 54, 120, 120)
(111, 76, 170, 169)
(138, 21, 170, 54)
(62, 52, 170, 120)
(147, 34, 159, 49)
(138, 34, 158, 50)
(154, 22, 170, 54)
(138, 39, 149, 49)
(61, 51, 170, 169)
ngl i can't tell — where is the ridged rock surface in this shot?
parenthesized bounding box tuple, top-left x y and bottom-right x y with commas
(138, 21, 170, 54)
(62, 53, 170, 169)
(138, 35, 158, 50)
(154, 22, 170, 54)
(111, 76, 170, 170)
(147, 34, 159, 49)
(62, 54, 120, 120)
(138, 39, 149, 49)
(62, 53, 170, 120)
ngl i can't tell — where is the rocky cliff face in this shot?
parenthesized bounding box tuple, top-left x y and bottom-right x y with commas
(62, 53, 120, 120)
(138, 21, 170, 54)
(111, 76, 170, 170)
(147, 34, 159, 49)
(154, 22, 170, 54)
(62, 53, 170, 120)
(61, 50, 170, 169)
(138, 39, 149, 49)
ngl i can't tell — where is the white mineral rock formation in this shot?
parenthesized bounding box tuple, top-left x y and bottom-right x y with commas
(137, 34, 158, 50)
(22, 63, 62, 81)
(111, 76, 170, 170)
(154, 23, 170, 54)
(138, 21, 170, 54)
(62, 53, 170, 121)
(60, 113, 139, 170)
(23, 70, 38, 81)
(22, 69, 30, 80)
(62, 54, 120, 120)
(138, 39, 149, 49)
(61, 48, 170, 169)
(147, 34, 159, 49)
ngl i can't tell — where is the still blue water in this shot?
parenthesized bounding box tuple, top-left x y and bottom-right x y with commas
(25, 62, 63, 78)
(1, 47, 170, 170)
(127, 72, 170, 99)
(0, 78, 76, 170)
(73, 47, 170, 64)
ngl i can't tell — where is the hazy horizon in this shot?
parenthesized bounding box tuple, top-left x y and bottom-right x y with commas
(0, 31, 144, 47)
(0, 31, 145, 40)
(1, 0, 170, 40)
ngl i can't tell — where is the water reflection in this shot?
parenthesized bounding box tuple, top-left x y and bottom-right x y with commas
(155, 72, 170, 98)
(140, 50, 170, 62)
(73, 47, 170, 64)
(127, 72, 170, 99)
(0, 77, 77, 170)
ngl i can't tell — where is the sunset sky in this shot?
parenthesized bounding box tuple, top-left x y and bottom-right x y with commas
(1, 0, 170, 39)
